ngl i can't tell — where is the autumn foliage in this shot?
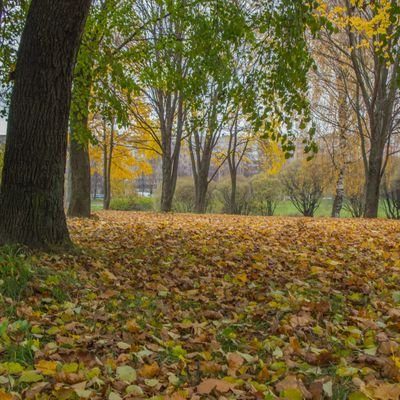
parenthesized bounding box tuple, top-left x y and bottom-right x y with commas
(0, 212, 400, 399)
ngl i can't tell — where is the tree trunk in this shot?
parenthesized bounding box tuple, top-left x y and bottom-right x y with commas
(194, 171, 209, 214)
(331, 168, 345, 218)
(0, 0, 91, 248)
(67, 66, 93, 218)
(67, 136, 91, 217)
(191, 146, 212, 214)
(102, 124, 108, 210)
(230, 169, 237, 214)
(160, 97, 183, 212)
(103, 118, 114, 210)
(93, 174, 98, 200)
(160, 158, 174, 212)
(364, 140, 384, 218)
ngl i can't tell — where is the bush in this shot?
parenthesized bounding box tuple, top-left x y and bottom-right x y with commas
(281, 160, 326, 217)
(173, 178, 195, 213)
(343, 161, 365, 217)
(382, 178, 400, 219)
(215, 176, 252, 215)
(250, 174, 281, 216)
(110, 195, 154, 211)
(343, 194, 365, 218)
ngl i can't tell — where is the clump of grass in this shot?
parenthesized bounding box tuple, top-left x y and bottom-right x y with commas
(0, 246, 33, 301)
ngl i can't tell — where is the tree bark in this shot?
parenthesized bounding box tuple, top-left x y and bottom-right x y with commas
(345, 3, 399, 218)
(331, 168, 345, 218)
(67, 66, 93, 218)
(67, 135, 91, 217)
(229, 169, 237, 214)
(103, 118, 114, 210)
(189, 134, 213, 214)
(364, 139, 384, 218)
(194, 172, 209, 213)
(0, 0, 91, 248)
(160, 96, 183, 212)
(160, 158, 175, 212)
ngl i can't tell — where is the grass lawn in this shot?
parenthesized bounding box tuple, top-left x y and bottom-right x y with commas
(93, 197, 389, 218)
(1, 212, 399, 398)
(91, 199, 103, 211)
(274, 199, 388, 218)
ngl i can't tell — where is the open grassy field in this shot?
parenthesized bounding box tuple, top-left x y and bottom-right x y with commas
(1, 212, 399, 399)
(93, 198, 389, 218)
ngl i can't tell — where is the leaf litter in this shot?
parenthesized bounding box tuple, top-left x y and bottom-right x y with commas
(0, 211, 400, 399)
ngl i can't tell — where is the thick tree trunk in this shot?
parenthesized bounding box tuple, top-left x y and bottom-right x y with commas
(67, 67, 93, 218)
(0, 0, 91, 248)
(194, 171, 209, 214)
(331, 168, 345, 218)
(364, 140, 384, 218)
(191, 149, 212, 214)
(160, 158, 175, 212)
(160, 98, 183, 213)
(67, 136, 91, 217)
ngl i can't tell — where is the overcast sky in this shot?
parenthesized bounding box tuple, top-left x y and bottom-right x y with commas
(0, 117, 6, 134)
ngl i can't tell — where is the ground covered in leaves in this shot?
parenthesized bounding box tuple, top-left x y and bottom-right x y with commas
(1, 212, 400, 400)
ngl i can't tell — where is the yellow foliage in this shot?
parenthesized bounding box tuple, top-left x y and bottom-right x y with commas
(344, 161, 365, 197)
(316, 0, 396, 59)
(257, 140, 286, 176)
(89, 114, 157, 197)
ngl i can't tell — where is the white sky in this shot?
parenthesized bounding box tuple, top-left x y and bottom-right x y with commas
(0, 117, 6, 134)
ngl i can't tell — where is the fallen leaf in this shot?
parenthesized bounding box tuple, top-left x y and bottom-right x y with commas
(197, 378, 236, 394)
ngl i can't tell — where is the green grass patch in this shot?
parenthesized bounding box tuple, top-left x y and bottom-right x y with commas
(0, 246, 33, 301)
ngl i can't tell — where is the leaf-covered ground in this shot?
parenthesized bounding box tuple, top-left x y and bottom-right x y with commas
(1, 212, 400, 399)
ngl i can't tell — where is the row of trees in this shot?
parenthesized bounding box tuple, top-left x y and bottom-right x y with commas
(0, 0, 398, 248)
(65, 0, 317, 218)
(144, 154, 400, 218)
(77, 0, 400, 221)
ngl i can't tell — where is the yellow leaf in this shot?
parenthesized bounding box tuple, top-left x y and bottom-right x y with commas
(35, 360, 58, 376)
(0, 391, 14, 400)
(236, 273, 248, 283)
(139, 362, 161, 378)
(125, 319, 140, 333)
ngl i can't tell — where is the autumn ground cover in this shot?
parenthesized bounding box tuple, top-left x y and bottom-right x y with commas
(0, 212, 400, 399)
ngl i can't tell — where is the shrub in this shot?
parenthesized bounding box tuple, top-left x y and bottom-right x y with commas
(110, 195, 154, 211)
(281, 160, 326, 217)
(343, 194, 365, 218)
(382, 178, 400, 219)
(343, 161, 365, 218)
(215, 176, 252, 215)
(173, 178, 195, 213)
(250, 174, 281, 216)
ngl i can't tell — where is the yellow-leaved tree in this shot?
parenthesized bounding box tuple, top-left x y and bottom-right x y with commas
(90, 101, 157, 209)
(315, 0, 399, 218)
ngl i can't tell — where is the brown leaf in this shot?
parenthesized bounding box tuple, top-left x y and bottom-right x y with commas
(197, 378, 236, 394)
(275, 375, 312, 399)
(363, 383, 400, 400)
(227, 352, 244, 372)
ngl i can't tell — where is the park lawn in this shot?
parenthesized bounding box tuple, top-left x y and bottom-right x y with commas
(93, 197, 389, 218)
(1, 212, 400, 399)
(91, 199, 103, 211)
(274, 199, 388, 218)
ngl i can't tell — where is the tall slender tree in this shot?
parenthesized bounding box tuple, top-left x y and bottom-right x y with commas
(317, 0, 400, 218)
(0, 0, 91, 248)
